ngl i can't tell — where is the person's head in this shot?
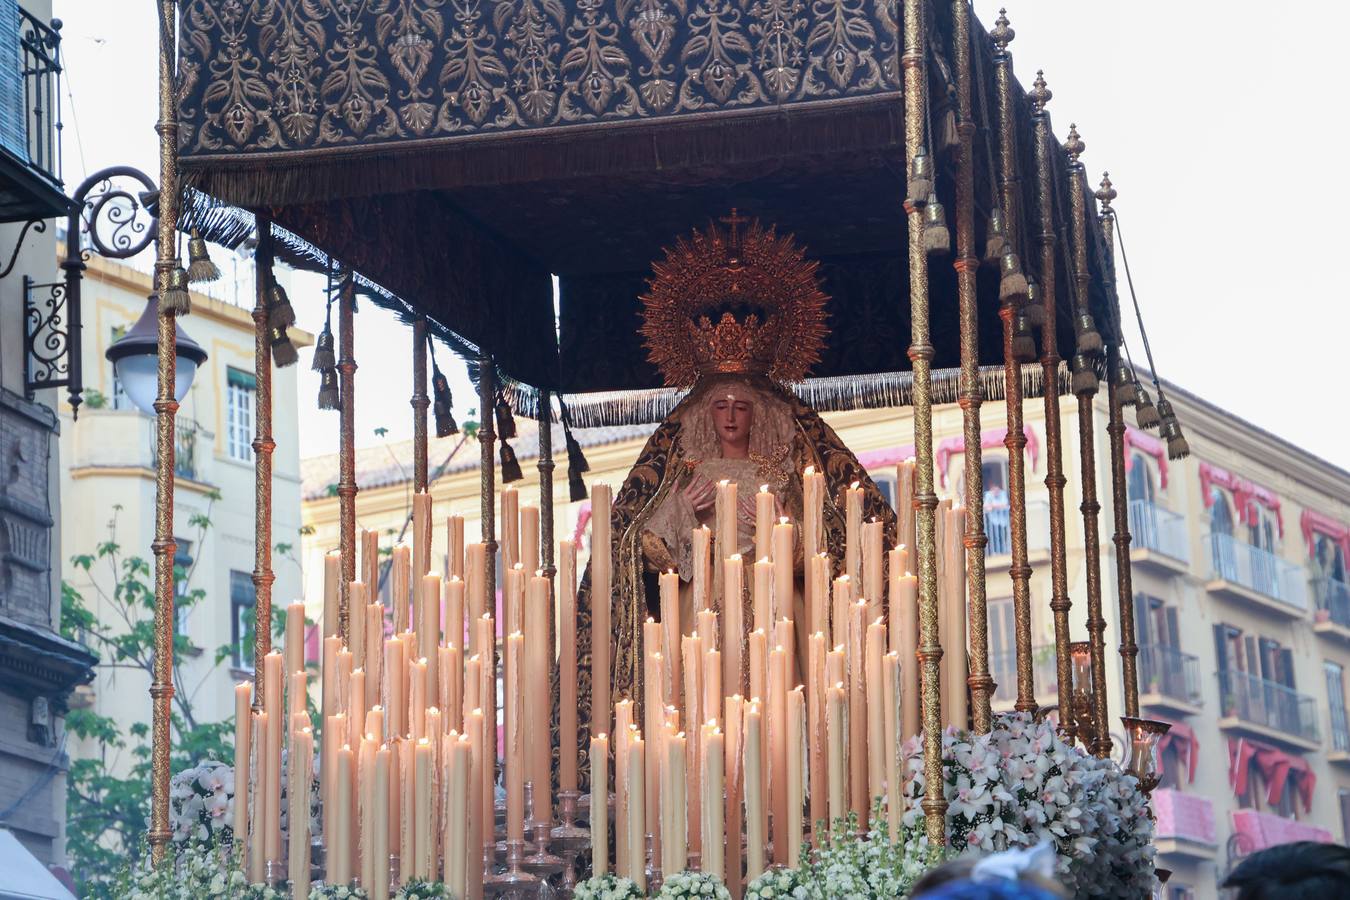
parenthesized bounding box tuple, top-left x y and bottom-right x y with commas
(1222, 841, 1350, 899)
(710, 390, 754, 458)
(910, 879, 1064, 900)
(910, 844, 1068, 899)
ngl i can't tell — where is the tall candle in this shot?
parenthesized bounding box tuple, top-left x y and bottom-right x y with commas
(831, 576, 850, 660)
(847, 600, 868, 825)
(692, 526, 711, 611)
(360, 529, 378, 601)
(769, 644, 789, 865)
(333, 744, 354, 885)
(440, 646, 461, 732)
(772, 518, 794, 627)
(748, 630, 767, 723)
(752, 557, 773, 636)
(591, 484, 613, 736)
(350, 582, 367, 672)
(615, 701, 634, 867)
(410, 656, 428, 740)
(446, 576, 465, 653)
(807, 633, 826, 833)
(697, 609, 718, 649)
(465, 708, 485, 900)
(347, 669, 364, 746)
(883, 652, 902, 839)
(701, 722, 725, 882)
(662, 730, 688, 878)
(414, 493, 432, 581)
(755, 485, 775, 562)
(722, 556, 744, 698)
(474, 615, 496, 836)
(289, 727, 313, 897)
(319, 714, 338, 878)
(285, 600, 306, 675)
(414, 737, 433, 878)
(786, 687, 805, 868)
(262, 651, 283, 863)
(803, 466, 824, 563)
(371, 743, 391, 900)
(233, 684, 252, 855)
(447, 514, 465, 580)
(505, 632, 525, 842)
(501, 486, 519, 571)
(808, 553, 830, 646)
(445, 733, 470, 896)
(321, 636, 339, 764)
(682, 635, 703, 856)
(392, 543, 412, 635)
(845, 482, 863, 597)
(520, 504, 540, 577)
(324, 549, 342, 640)
(465, 543, 487, 654)
(744, 703, 765, 882)
(385, 637, 407, 738)
(826, 682, 846, 833)
(703, 648, 722, 728)
(366, 601, 384, 710)
(944, 505, 969, 730)
(643, 631, 665, 864)
(897, 460, 916, 557)
(724, 696, 744, 898)
(865, 618, 887, 803)
(248, 711, 266, 881)
(715, 481, 738, 569)
(421, 575, 442, 709)
(627, 737, 647, 890)
(359, 735, 378, 889)
(335, 648, 353, 718)
(862, 519, 884, 624)
(559, 539, 579, 792)
(526, 572, 553, 815)
(660, 570, 681, 705)
(591, 733, 610, 875)
(896, 572, 919, 741)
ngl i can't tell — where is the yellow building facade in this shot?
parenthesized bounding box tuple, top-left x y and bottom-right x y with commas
(301, 382, 1350, 900)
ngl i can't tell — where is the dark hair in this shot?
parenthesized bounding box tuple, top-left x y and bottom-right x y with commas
(910, 859, 1068, 899)
(1222, 841, 1350, 899)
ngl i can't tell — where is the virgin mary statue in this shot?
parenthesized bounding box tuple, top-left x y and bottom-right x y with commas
(564, 215, 896, 785)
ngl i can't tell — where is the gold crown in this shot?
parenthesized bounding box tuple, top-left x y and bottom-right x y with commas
(640, 211, 829, 387)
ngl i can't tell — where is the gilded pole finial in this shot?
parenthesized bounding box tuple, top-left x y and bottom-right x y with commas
(1065, 123, 1085, 163)
(1096, 172, 1117, 210)
(992, 8, 1014, 51)
(1031, 70, 1051, 112)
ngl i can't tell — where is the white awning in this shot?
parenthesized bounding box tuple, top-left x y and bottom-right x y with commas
(0, 831, 76, 900)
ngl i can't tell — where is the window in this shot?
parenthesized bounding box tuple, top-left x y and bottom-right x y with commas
(173, 538, 193, 635)
(988, 597, 1016, 698)
(231, 570, 256, 670)
(1314, 534, 1347, 583)
(110, 325, 131, 409)
(1339, 789, 1350, 844)
(870, 473, 895, 509)
(1126, 452, 1154, 504)
(227, 368, 256, 462)
(1327, 662, 1349, 753)
(1157, 740, 1184, 791)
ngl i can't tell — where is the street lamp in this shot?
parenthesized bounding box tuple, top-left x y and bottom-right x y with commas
(105, 293, 207, 415)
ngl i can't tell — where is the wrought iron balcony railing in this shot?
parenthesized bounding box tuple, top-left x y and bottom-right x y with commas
(1313, 576, 1350, 630)
(1218, 668, 1320, 744)
(989, 644, 1059, 705)
(1, 6, 62, 187)
(985, 501, 1050, 557)
(1138, 643, 1203, 708)
(1129, 499, 1189, 563)
(1206, 533, 1308, 611)
(150, 421, 199, 481)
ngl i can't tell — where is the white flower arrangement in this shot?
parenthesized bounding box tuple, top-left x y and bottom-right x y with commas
(572, 872, 646, 900)
(114, 842, 281, 899)
(308, 885, 369, 899)
(394, 878, 450, 899)
(898, 713, 1156, 898)
(656, 869, 731, 899)
(168, 759, 236, 847)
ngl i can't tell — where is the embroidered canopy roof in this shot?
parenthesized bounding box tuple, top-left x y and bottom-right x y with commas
(175, 0, 1118, 408)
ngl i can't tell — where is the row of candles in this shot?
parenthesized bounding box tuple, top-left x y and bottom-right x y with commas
(233, 461, 978, 897)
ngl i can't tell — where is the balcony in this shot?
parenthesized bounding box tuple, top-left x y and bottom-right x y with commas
(984, 501, 1050, 565)
(69, 408, 211, 489)
(1217, 669, 1321, 752)
(0, 8, 68, 221)
(1312, 577, 1350, 643)
(1204, 534, 1309, 617)
(1230, 810, 1332, 855)
(1151, 788, 1216, 860)
(989, 644, 1059, 710)
(1128, 500, 1190, 574)
(1138, 644, 1203, 716)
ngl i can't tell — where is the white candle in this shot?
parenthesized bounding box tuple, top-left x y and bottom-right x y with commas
(660, 570, 681, 706)
(233, 683, 251, 851)
(349, 582, 367, 672)
(332, 744, 354, 885)
(285, 600, 306, 676)
(525, 572, 553, 816)
(445, 576, 465, 653)
(847, 601, 868, 825)
(466, 543, 487, 654)
(769, 644, 789, 866)
(692, 526, 712, 611)
(724, 696, 744, 893)
(366, 600, 384, 711)
(803, 466, 824, 563)
(883, 652, 902, 839)
(809, 553, 830, 645)
(722, 556, 744, 699)
(445, 733, 470, 896)
(662, 730, 687, 877)
(591, 733, 610, 875)
(520, 504, 540, 577)
(701, 722, 725, 883)
(371, 744, 390, 900)
(862, 519, 884, 625)
(772, 518, 794, 629)
(559, 539, 579, 792)
(897, 460, 916, 561)
(447, 514, 465, 581)
(866, 618, 887, 803)
(324, 549, 342, 640)
(786, 687, 805, 869)
(744, 703, 765, 882)
(845, 482, 863, 598)
(501, 486, 520, 571)
(827, 683, 846, 833)
(505, 632, 525, 842)
(392, 543, 412, 635)
(288, 727, 313, 896)
(755, 485, 775, 562)
(627, 736, 647, 891)
(808, 632, 827, 834)
(896, 572, 919, 742)
(753, 557, 773, 637)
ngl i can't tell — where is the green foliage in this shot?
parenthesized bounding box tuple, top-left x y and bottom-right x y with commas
(84, 389, 108, 409)
(64, 501, 238, 898)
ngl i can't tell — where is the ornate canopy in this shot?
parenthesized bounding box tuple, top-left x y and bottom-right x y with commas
(175, 0, 1116, 410)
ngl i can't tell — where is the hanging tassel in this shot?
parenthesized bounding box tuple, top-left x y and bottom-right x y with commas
(432, 369, 458, 438)
(1110, 361, 1136, 404)
(923, 195, 950, 255)
(1011, 307, 1037, 363)
(494, 394, 517, 441)
(311, 326, 336, 372)
(983, 207, 1007, 263)
(499, 439, 524, 483)
(565, 427, 589, 503)
(161, 264, 191, 315)
(317, 368, 340, 410)
(1070, 353, 1098, 395)
(270, 325, 299, 368)
(907, 150, 934, 206)
(1023, 279, 1045, 328)
(1074, 311, 1103, 354)
(268, 283, 297, 331)
(186, 230, 221, 283)
(1157, 398, 1190, 459)
(1134, 383, 1160, 429)
(998, 248, 1029, 304)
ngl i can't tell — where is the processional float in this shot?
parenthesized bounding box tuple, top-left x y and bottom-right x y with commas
(142, 0, 1185, 894)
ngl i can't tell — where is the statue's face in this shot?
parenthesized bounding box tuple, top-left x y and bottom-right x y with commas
(711, 392, 754, 456)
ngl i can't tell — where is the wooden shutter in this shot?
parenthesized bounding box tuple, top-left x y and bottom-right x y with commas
(1164, 606, 1181, 649)
(1213, 624, 1229, 674)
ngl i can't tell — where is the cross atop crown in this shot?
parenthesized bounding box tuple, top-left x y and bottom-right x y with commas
(719, 208, 751, 250)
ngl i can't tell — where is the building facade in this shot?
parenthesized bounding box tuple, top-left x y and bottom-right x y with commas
(0, 0, 96, 870)
(300, 380, 1350, 900)
(60, 253, 311, 771)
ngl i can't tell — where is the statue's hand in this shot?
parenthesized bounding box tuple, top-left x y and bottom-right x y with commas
(682, 475, 718, 514)
(641, 529, 677, 574)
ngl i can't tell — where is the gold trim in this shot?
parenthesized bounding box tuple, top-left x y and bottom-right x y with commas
(337, 277, 358, 643)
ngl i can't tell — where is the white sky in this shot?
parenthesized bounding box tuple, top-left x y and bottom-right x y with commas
(53, 1, 1350, 469)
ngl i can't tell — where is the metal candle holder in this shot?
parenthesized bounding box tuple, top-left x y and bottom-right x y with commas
(521, 782, 565, 878)
(483, 838, 539, 897)
(551, 789, 592, 894)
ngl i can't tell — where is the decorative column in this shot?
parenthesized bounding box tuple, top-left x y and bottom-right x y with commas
(413, 317, 429, 494)
(538, 394, 556, 579)
(951, 0, 992, 733)
(902, 0, 946, 846)
(148, 0, 182, 863)
(1031, 73, 1074, 733)
(991, 10, 1036, 715)
(1097, 175, 1140, 718)
(337, 276, 358, 642)
(1065, 125, 1111, 757)
(478, 355, 498, 611)
(252, 219, 277, 707)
